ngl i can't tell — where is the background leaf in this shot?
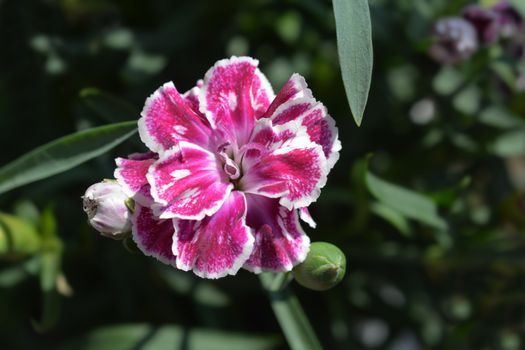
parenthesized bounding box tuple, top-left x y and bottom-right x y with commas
(59, 324, 282, 350)
(0, 122, 137, 195)
(332, 0, 373, 126)
(509, 0, 525, 19)
(365, 170, 448, 231)
(0, 212, 41, 256)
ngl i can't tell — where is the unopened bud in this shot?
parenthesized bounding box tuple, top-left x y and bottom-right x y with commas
(293, 242, 346, 291)
(82, 180, 132, 239)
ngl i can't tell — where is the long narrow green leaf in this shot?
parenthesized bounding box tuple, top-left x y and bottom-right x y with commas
(59, 324, 282, 350)
(0, 121, 137, 195)
(260, 274, 323, 350)
(333, 0, 373, 126)
(366, 170, 448, 231)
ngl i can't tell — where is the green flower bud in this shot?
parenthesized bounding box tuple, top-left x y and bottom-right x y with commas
(293, 242, 346, 291)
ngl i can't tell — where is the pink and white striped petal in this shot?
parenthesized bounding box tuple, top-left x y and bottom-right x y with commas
(132, 204, 177, 266)
(147, 142, 233, 220)
(299, 207, 316, 229)
(268, 98, 341, 170)
(173, 191, 254, 279)
(299, 104, 341, 170)
(199, 56, 274, 146)
(138, 82, 212, 153)
(241, 121, 328, 209)
(243, 194, 310, 272)
(114, 152, 157, 205)
(263, 73, 313, 119)
(182, 80, 203, 113)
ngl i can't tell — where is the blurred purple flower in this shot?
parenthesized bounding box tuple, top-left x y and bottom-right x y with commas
(493, 0, 523, 38)
(462, 4, 500, 44)
(463, 2, 523, 44)
(429, 17, 478, 64)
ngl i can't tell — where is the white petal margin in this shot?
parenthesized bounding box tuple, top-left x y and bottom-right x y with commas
(147, 142, 233, 221)
(268, 97, 341, 171)
(171, 191, 255, 279)
(198, 56, 275, 130)
(138, 82, 211, 154)
(242, 119, 329, 210)
(131, 204, 177, 267)
(299, 207, 317, 229)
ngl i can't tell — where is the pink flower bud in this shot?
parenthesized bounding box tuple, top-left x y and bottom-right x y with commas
(82, 180, 132, 239)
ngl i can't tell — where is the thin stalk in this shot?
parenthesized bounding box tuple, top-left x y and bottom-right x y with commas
(259, 273, 323, 350)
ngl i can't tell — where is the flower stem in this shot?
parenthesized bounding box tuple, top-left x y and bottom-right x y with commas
(259, 273, 323, 350)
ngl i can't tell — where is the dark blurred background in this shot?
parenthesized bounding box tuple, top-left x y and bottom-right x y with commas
(1, 0, 525, 349)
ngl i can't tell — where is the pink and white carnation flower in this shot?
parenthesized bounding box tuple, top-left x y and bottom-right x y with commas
(114, 56, 341, 278)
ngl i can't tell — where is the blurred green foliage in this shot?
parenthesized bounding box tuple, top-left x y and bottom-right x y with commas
(1, 0, 525, 349)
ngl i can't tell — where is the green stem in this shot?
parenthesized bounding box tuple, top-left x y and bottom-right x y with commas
(259, 273, 323, 350)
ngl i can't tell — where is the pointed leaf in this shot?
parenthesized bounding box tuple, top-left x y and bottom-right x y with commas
(333, 0, 373, 126)
(365, 171, 448, 230)
(0, 121, 137, 195)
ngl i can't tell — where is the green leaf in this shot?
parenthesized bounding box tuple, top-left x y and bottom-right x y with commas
(370, 201, 412, 236)
(260, 274, 323, 350)
(0, 212, 42, 257)
(0, 121, 137, 195)
(509, 0, 525, 20)
(80, 88, 139, 123)
(333, 0, 373, 126)
(433, 66, 464, 95)
(479, 106, 525, 129)
(0, 257, 40, 287)
(491, 61, 516, 91)
(33, 207, 63, 333)
(365, 171, 448, 230)
(452, 84, 481, 115)
(490, 130, 525, 157)
(32, 250, 62, 332)
(59, 324, 282, 350)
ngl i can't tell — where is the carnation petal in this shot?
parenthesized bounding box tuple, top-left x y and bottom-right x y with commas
(242, 121, 328, 209)
(173, 191, 254, 279)
(268, 97, 341, 170)
(138, 82, 212, 153)
(300, 104, 341, 170)
(148, 142, 233, 220)
(132, 204, 177, 266)
(114, 153, 156, 205)
(299, 207, 317, 229)
(243, 195, 310, 272)
(263, 73, 313, 118)
(199, 56, 274, 146)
